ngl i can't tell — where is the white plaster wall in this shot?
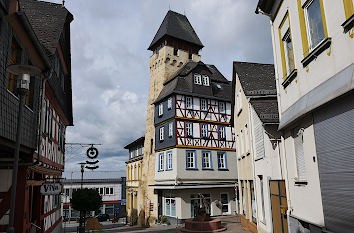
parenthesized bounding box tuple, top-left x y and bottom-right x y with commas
(272, 0, 354, 115)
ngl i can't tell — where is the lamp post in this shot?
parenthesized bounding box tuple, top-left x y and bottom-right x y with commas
(6, 64, 41, 233)
(78, 162, 86, 233)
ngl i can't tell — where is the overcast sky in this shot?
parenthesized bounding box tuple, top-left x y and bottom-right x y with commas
(49, 0, 274, 179)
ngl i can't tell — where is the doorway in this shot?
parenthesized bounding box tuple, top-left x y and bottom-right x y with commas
(220, 193, 230, 215)
(270, 180, 288, 233)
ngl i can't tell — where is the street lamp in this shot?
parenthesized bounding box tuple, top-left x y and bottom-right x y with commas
(7, 64, 41, 233)
(78, 162, 86, 233)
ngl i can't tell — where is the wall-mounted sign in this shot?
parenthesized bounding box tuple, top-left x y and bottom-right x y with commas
(40, 183, 62, 195)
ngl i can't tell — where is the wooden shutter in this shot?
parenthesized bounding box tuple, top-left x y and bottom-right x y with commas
(253, 109, 265, 160)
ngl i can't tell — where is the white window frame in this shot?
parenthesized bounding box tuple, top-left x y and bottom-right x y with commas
(217, 152, 227, 169)
(219, 126, 226, 140)
(158, 103, 163, 116)
(165, 197, 176, 217)
(168, 97, 172, 109)
(186, 122, 193, 137)
(186, 151, 196, 169)
(194, 74, 202, 85)
(159, 153, 164, 171)
(202, 75, 209, 86)
(169, 122, 173, 137)
(201, 124, 208, 138)
(186, 96, 193, 109)
(202, 151, 212, 169)
(159, 127, 164, 141)
(201, 99, 207, 111)
(166, 151, 173, 170)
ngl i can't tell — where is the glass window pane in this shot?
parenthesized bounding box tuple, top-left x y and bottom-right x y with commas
(306, 0, 325, 48)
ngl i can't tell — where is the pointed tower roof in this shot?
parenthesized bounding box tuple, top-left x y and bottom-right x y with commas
(148, 10, 204, 51)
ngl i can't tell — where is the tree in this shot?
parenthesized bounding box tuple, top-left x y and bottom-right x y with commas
(71, 188, 102, 213)
(71, 188, 102, 232)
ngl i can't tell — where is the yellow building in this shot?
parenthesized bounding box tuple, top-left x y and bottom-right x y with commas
(124, 137, 144, 224)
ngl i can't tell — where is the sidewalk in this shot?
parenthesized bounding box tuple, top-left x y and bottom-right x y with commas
(91, 215, 251, 233)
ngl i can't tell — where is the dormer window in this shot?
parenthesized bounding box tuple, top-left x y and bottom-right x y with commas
(194, 74, 202, 85)
(158, 103, 163, 116)
(202, 75, 210, 86)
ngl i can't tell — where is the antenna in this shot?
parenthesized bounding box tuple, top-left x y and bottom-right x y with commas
(62, 0, 65, 7)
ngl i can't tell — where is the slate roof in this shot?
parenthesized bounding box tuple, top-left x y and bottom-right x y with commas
(148, 10, 203, 50)
(231, 61, 278, 125)
(124, 136, 145, 149)
(250, 98, 279, 123)
(154, 61, 232, 103)
(19, 0, 71, 55)
(233, 61, 276, 96)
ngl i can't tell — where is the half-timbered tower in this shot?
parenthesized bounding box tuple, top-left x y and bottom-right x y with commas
(140, 10, 203, 225)
(151, 61, 237, 223)
(0, 1, 73, 232)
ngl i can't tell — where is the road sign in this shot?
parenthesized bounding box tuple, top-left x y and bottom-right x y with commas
(40, 183, 62, 195)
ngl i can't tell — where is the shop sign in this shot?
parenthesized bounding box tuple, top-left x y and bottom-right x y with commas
(40, 183, 62, 195)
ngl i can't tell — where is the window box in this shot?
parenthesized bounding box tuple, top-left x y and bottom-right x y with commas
(301, 37, 331, 67)
(281, 69, 298, 88)
(342, 14, 354, 33)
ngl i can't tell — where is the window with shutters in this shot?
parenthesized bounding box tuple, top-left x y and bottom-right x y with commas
(253, 110, 265, 160)
(293, 127, 306, 181)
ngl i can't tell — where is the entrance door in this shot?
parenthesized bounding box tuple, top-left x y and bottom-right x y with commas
(220, 193, 230, 215)
(270, 180, 288, 233)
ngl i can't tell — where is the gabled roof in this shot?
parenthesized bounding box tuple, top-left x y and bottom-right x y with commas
(233, 61, 276, 96)
(148, 10, 203, 50)
(19, 0, 72, 55)
(154, 61, 231, 103)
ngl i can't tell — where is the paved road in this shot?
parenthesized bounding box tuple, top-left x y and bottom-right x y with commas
(64, 215, 251, 233)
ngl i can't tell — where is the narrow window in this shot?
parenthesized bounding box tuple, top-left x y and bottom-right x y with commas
(283, 30, 294, 75)
(150, 139, 153, 154)
(186, 122, 193, 137)
(202, 151, 211, 169)
(217, 152, 227, 169)
(168, 97, 172, 109)
(237, 135, 241, 159)
(110, 187, 114, 195)
(245, 124, 250, 154)
(240, 130, 245, 156)
(219, 102, 225, 113)
(186, 96, 193, 109)
(201, 99, 207, 111)
(201, 124, 208, 138)
(202, 75, 210, 86)
(159, 127, 164, 141)
(173, 48, 178, 56)
(219, 126, 226, 140)
(159, 153, 164, 171)
(166, 152, 173, 170)
(194, 74, 202, 85)
(158, 103, 163, 116)
(169, 122, 173, 137)
(259, 175, 266, 224)
(294, 127, 306, 180)
(304, 0, 325, 50)
(186, 151, 196, 169)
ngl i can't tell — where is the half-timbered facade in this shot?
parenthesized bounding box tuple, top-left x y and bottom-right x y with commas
(151, 61, 237, 223)
(0, 1, 73, 233)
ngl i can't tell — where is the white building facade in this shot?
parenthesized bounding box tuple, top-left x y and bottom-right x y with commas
(256, 0, 354, 232)
(61, 178, 126, 220)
